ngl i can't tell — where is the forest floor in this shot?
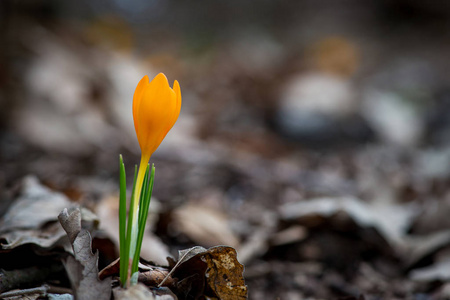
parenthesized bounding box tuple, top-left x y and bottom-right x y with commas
(2, 2, 450, 299)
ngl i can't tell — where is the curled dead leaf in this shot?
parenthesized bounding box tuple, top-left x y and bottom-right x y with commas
(0, 176, 75, 253)
(172, 246, 247, 299)
(202, 246, 248, 299)
(59, 208, 111, 300)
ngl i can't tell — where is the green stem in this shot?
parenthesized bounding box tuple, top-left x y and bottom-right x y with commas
(126, 154, 150, 285)
(124, 165, 138, 287)
(132, 164, 155, 274)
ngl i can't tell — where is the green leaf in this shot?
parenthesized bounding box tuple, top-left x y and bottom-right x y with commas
(119, 155, 127, 287)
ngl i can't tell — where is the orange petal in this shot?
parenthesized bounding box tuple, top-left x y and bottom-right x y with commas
(133, 75, 149, 139)
(132, 73, 181, 158)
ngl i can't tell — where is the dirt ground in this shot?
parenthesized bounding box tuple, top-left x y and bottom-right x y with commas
(2, 1, 450, 299)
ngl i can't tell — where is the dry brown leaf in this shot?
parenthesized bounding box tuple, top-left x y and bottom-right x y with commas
(139, 267, 173, 288)
(177, 246, 207, 263)
(98, 257, 120, 280)
(0, 226, 69, 253)
(202, 246, 248, 300)
(173, 246, 247, 300)
(0, 176, 74, 253)
(59, 208, 111, 300)
(0, 176, 100, 255)
(0, 176, 73, 232)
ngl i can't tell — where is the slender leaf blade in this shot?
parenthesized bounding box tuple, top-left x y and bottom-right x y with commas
(119, 155, 127, 286)
(132, 164, 155, 274)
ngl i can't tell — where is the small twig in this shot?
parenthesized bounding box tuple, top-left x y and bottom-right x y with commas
(0, 284, 50, 298)
(0, 284, 73, 299)
(47, 285, 73, 295)
(157, 248, 197, 288)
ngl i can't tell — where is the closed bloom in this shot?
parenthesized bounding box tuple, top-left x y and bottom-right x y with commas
(132, 72, 181, 207)
(133, 73, 182, 162)
(129, 73, 181, 258)
(127, 73, 181, 274)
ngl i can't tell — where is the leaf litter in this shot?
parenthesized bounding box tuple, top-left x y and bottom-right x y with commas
(0, 177, 101, 298)
(0, 176, 248, 299)
(4, 4, 450, 298)
(99, 245, 247, 299)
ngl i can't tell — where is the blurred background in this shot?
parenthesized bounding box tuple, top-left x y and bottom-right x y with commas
(2, 1, 450, 299)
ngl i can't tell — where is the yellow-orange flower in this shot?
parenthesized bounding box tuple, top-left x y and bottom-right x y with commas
(133, 73, 182, 161)
(127, 73, 181, 267)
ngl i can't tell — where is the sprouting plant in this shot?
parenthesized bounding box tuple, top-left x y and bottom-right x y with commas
(119, 73, 181, 287)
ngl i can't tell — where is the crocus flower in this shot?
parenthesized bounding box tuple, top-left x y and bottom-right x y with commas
(128, 73, 181, 265)
(133, 73, 182, 163)
(132, 73, 181, 193)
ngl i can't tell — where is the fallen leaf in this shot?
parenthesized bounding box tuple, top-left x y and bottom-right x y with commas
(279, 197, 417, 248)
(173, 204, 239, 248)
(172, 246, 248, 299)
(177, 246, 207, 263)
(202, 246, 248, 299)
(138, 267, 173, 288)
(0, 176, 73, 232)
(59, 208, 111, 300)
(98, 257, 120, 280)
(0, 176, 76, 253)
